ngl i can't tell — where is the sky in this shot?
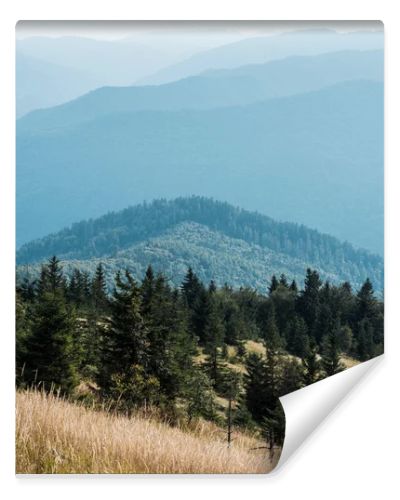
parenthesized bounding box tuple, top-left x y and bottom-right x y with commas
(16, 20, 383, 41)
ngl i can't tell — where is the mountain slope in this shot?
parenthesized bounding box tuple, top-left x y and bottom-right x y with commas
(17, 50, 383, 131)
(16, 81, 384, 253)
(16, 198, 384, 293)
(17, 36, 176, 87)
(137, 29, 383, 85)
(16, 52, 100, 117)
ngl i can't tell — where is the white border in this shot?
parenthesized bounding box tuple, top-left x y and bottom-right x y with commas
(1, 1, 399, 498)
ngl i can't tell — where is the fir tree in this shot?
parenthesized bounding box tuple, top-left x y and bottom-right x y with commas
(244, 353, 268, 422)
(286, 316, 309, 358)
(268, 275, 279, 295)
(320, 319, 345, 377)
(302, 341, 321, 386)
(297, 268, 322, 332)
(289, 279, 298, 294)
(356, 318, 374, 361)
(91, 263, 109, 313)
(98, 270, 148, 397)
(262, 402, 286, 456)
(185, 370, 216, 423)
(24, 257, 77, 394)
(203, 293, 226, 390)
(263, 305, 282, 348)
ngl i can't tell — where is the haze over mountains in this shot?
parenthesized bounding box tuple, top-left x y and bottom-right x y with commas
(16, 28, 383, 116)
(17, 79, 383, 253)
(16, 25, 384, 269)
(15, 29, 253, 117)
(16, 53, 100, 118)
(18, 50, 383, 131)
(137, 29, 383, 85)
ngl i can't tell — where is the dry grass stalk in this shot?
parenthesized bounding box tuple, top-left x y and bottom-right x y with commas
(16, 390, 279, 474)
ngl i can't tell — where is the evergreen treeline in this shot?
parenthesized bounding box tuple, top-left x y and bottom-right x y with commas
(16, 197, 383, 292)
(16, 257, 384, 447)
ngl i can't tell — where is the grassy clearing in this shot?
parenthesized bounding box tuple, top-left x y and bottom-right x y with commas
(16, 390, 279, 474)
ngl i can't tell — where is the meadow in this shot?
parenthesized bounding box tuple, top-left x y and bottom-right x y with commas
(16, 390, 278, 474)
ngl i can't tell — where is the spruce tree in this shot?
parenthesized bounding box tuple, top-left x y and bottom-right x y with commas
(24, 257, 77, 394)
(297, 268, 322, 332)
(203, 293, 226, 390)
(181, 267, 203, 310)
(143, 272, 194, 400)
(279, 274, 289, 288)
(91, 263, 109, 313)
(289, 279, 298, 294)
(67, 269, 85, 308)
(286, 316, 309, 358)
(186, 370, 216, 423)
(263, 305, 282, 348)
(356, 318, 374, 361)
(244, 353, 268, 422)
(268, 275, 279, 295)
(262, 402, 286, 456)
(320, 319, 345, 377)
(98, 270, 148, 399)
(302, 341, 321, 386)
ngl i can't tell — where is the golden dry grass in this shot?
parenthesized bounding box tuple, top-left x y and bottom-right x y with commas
(341, 355, 360, 369)
(16, 390, 279, 474)
(244, 340, 266, 357)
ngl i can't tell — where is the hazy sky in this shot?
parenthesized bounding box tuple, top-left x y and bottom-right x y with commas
(16, 20, 383, 40)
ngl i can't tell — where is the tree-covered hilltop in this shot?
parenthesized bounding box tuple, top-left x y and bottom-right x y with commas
(17, 257, 384, 450)
(17, 197, 383, 293)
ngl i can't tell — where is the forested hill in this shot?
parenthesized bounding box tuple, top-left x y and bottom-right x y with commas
(17, 197, 383, 293)
(17, 81, 383, 252)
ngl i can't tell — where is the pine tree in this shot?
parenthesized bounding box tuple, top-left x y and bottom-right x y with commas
(185, 370, 216, 423)
(16, 290, 31, 385)
(261, 402, 286, 456)
(37, 256, 66, 297)
(302, 341, 321, 386)
(140, 265, 155, 316)
(320, 319, 345, 377)
(24, 257, 77, 394)
(357, 279, 377, 320)
(297, 268, 322, 332)
(203, 293, 225, 389)
(356, 318, 374, 361)
(268, 275, 279, 295)
(286, 316, 309, 358)
(289, 279, 298, 294)
(279, 358, 303, 395)
(263, 305, 282, 348)
(91, 263, 109, 313)
(279, 274, 289, 288)
(244, 353, 269, 422)
(98, 270, 148, 399)
(181, 267, 203, 309)
(143, 273, 194, 399)
(264, 331, 281, 403)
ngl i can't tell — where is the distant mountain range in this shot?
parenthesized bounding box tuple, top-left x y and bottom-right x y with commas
(16, 53, 100, 118)
(18, 50, 383, 130)
(137, 29, 383, 85)
(16, 36, 180, 116)
(17, 76, 384, 254)
(16, 28, 383, 116)
(16, 197, 384, 294)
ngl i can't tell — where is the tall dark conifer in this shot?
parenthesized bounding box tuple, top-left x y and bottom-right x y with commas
(98, 270, 148, 396)
(320, 318, 345, 377)
(24, 257, 77, 394)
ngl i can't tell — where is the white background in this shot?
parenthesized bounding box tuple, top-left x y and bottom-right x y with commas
(1, 1, 399, 499)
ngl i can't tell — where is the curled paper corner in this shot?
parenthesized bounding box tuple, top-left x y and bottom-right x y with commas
(274, 355, 384, 472)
